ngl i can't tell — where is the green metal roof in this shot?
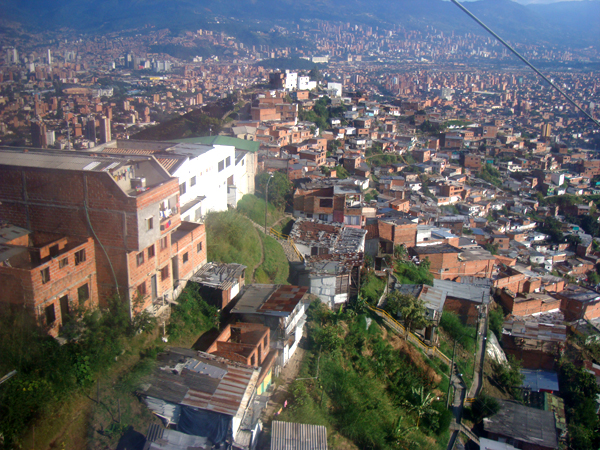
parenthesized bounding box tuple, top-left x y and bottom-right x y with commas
(170, 136, 259, 153)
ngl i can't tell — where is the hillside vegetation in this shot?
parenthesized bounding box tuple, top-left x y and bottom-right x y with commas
(205, 211, 262, 282)
(236, 194, 283, 229)
(206, 209, 290, 285)
(277, 301, 452, 449)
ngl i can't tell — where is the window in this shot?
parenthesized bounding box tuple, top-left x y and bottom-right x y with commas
(147, 217, 154, 231)
(45, 304, 56, 324)
(160, 265, 169, 281)
(183, 215, 190, 222)
(160, 236, 168, 250)
(137, 282, 147, 297)
(183, 252, 189, 263)
(218, 160, 225, 172)
(318, 214, 328, 221)
(179, 182, 186, 195)
(136, 252, 144, 266)
(226, 156, 231, 167)
(78, 283, 89, 303)
(307, 213, 313, 218)
(197, 242, 203, 253)
(74, 249, 86, 265)
(190, 176, 196, 186)
(194, 208, 202, 222)
(59, 257, 68, 269)
(41, 267, 50, 284)
(319, 198, 333, 208)
(148, 245, 155, 259)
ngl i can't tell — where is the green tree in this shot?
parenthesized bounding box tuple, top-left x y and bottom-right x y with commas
(559, 362, 600, 449)
(394, 244, 407, 260)
(385, 291, 431, 336)
(403, 386, 439, 428)
(495, 355, 525, 397)
(309, 66, 323, 82)
(334, 165, 350, 179)
(588, 271, 600, 285)
(468, 394, 500, 423)
(255, 172, 292, 209)
(483, 243, 499, 255)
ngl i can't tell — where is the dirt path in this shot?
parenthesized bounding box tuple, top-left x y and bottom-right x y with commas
(255, 342, 306, 450)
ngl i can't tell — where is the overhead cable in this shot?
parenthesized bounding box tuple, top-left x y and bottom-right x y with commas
(450, 0, 600, 129)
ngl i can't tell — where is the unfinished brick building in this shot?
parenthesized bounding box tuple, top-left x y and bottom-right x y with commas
(206, 322, 270, 367)
(0, 224, 98, 336)
(0, 148, 207, 317)
(293, 180, 368, 227)
(411, 244, 495, 281)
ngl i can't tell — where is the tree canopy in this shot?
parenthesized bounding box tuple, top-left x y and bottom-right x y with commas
(255, 171, 293, 209)
(385, 291, 431, 335)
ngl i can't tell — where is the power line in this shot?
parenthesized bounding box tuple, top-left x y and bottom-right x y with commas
(450, 0, 600, 130)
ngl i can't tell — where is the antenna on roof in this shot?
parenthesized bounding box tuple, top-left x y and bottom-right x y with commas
(450, 0, 600, 130)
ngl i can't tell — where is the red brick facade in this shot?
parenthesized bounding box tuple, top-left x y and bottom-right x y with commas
(0, 158, 207, 316)
(0, 234, 97, 336)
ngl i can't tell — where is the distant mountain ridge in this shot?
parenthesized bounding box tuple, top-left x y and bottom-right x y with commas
(0, 0, 598, 48)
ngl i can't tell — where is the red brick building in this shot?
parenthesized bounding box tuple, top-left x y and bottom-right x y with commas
(411, 244, 495, 280)
(0, 148, 207, 318)
(293, 180, 367, 226)
(206, 322, 270, 367)
(0, 225, 98, 336)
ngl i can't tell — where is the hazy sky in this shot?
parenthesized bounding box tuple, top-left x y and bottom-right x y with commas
(515, 0, 594, 3)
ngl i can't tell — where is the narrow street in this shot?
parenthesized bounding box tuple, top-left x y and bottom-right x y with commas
(447, 302, 489, 449)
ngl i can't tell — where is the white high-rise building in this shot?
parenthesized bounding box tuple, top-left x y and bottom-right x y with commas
(284, 71, 298, 91)
(47, 49, 52, 66)
(6, 48, 18, 64)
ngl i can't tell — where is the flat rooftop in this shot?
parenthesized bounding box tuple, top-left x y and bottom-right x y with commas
(232, 284, 309, 317)
(0, 147, 172, 197)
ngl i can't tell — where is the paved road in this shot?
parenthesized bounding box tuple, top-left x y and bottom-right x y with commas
(447, 367, 467, 450)
(468, 303, 489, 399)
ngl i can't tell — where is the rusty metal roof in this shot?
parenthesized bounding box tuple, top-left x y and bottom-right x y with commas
(141, 348, 259, 418)
(259, 285, 309, 314)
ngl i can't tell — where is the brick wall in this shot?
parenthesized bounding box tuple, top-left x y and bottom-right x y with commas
(0, 166, 193, 313)
(444, 298, 479, 325)
(0, 237, 98, 336)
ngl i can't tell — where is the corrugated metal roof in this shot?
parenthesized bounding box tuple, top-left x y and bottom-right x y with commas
(141, 348, 259, 418)
(433, 279, 490, 304)
(419, 285, 447, 313)
(156, 157, 183, 173)
(190, 262, 246, 291)
(271, 421, 328, 450)
(233, 284, 308, 317)
(172, 135, 260, 153)
(520, 370, 559, 392)
(259, 285, 309, 314)
(144, 424, 208, 450)
(483, 400, 558, 449)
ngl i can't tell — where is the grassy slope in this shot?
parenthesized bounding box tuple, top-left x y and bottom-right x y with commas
(276, 306, 451, 450)
(255, 233, 290, 285)
(439, 311, 478, 388)
(237, 194, 283, 229)
(207, 208, 290, 284)
(206, 210, 262, 283)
